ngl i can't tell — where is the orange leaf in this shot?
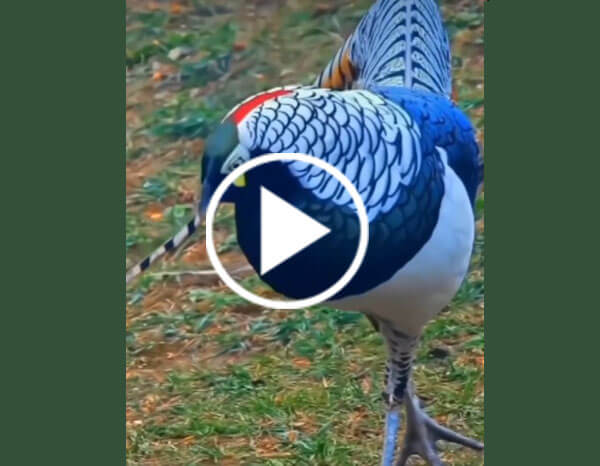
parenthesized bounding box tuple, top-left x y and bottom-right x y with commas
(152, 71, 166, 82)
(292, 357, 311, 369)
(180, 435, 196, 446)
(145, 204, 164, 222)
(183, 242, 208, 263)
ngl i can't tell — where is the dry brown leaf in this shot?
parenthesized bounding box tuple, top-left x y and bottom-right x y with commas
(292, 411, 318, 434)
(179, 435, 196, 446)
(256, 436, 281, 456)
(360, 377, 372, 394)
(258, 452, 292, 458)
(292, 357, 311, 369)
(142, 394, 160, 414)
(233, 41, 247, 52)
(183, 242, 208, 263)
(287, 430, 298, 443)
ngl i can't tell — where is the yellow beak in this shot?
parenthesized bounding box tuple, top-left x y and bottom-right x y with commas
(233, 174, 246, 187)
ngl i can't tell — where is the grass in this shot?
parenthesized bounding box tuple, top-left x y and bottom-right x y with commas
(126, 1, 484, 464)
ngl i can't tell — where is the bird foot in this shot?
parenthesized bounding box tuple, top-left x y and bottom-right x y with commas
(396, 388, 483, 466)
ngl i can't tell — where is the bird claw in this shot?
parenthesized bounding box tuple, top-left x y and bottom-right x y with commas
(395, 387, 483, 466)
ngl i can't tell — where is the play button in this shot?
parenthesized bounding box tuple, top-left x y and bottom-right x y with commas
(260, 186, 331, 276)
(205, 153, 369, 310)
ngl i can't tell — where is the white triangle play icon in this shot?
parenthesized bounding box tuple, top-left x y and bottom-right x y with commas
(260, 186, 331, 276)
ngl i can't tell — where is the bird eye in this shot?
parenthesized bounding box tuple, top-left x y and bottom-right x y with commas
(229, 158, 245, 171)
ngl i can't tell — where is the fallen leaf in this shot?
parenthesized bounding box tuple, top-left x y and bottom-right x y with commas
(292, 357, 311, 369)
(142, 394, 160, 414)
(183, 242, 208, 263)
(256, 436, 281, 456)
(287, 430, 298, 443)
(170, 3, 183, 15)
(234, 41, 247, 52)
(258, 452, 292, 458)
(179, 435, 196, 446)
(292, 412, 318, 434)
(360, 377, 372, 394)
(145, 204, 164, 222)
(152, 71, 166, 82)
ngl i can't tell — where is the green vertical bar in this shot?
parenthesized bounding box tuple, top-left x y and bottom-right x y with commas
(1, 1, 125, 464)
(485, 0, 597, 464)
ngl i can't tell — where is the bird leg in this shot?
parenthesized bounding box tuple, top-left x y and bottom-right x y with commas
(395, 382, 484, 466)
(382, 402, 402, 466)
(380, 324, 419, 466)
(377, 321, 483, 465)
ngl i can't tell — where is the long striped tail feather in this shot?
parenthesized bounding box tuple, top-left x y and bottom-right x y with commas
(126, 213, 203, 285)
(315, 0, 451, 97)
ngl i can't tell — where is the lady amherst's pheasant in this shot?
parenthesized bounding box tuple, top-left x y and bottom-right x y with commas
(127, 0, 483, 464)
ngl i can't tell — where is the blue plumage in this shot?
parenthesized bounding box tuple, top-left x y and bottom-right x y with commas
(374, 86, 481, 204)
(231, 87, 479, 301)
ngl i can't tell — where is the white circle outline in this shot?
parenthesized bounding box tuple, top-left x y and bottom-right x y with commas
(205, 153, 369, 310)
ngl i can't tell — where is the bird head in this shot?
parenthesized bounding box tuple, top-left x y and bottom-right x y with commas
(199, 118, 250, 213)
(199, 87, 296, 213)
